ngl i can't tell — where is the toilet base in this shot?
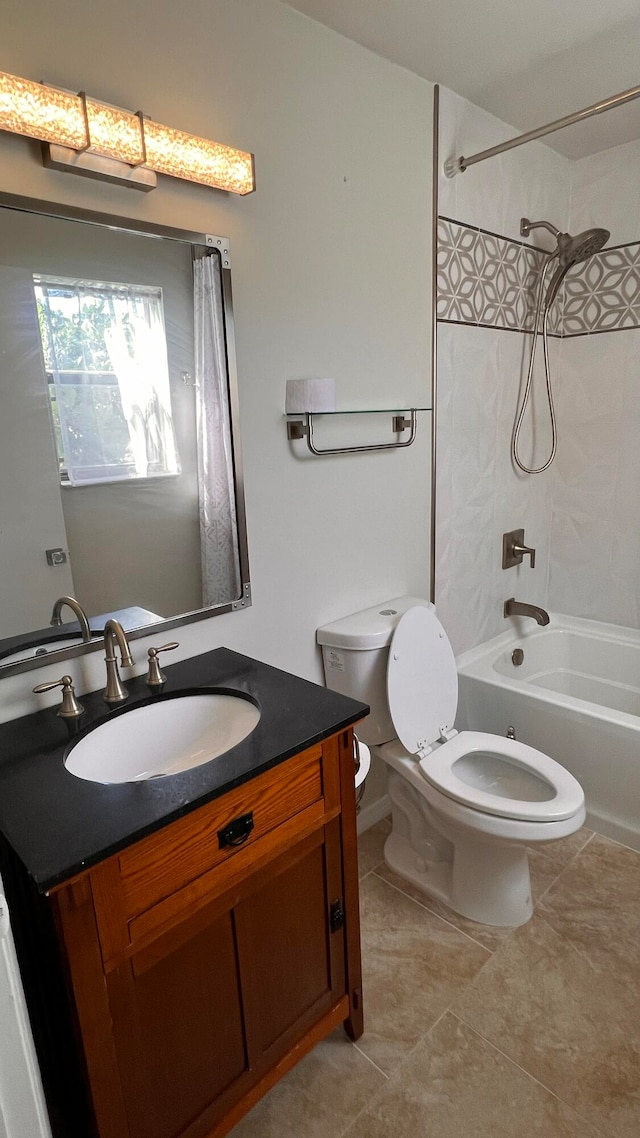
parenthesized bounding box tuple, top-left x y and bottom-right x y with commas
(385, 771, 534, 927)
(384, 829, 533, 927)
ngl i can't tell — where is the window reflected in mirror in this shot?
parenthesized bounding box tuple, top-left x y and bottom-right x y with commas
(35, 274, 180, 485)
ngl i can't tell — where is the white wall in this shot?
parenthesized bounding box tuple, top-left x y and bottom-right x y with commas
(0, 0, 432, 830)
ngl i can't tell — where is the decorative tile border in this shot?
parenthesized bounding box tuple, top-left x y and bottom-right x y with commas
(437, 218, 640, 337)
(562, 244, 640, 334)
(437, 218, 562, 335)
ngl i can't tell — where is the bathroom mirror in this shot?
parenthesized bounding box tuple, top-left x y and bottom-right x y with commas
(0, 192, 250, 676)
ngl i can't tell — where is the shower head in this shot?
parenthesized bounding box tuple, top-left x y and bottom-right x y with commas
(543, 225, 610, 308)
(556, 227, 610, 269)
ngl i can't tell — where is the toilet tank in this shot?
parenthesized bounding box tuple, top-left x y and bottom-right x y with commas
(317, 596, 432, 746)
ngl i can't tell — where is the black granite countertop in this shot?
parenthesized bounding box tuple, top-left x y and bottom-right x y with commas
(0, 647, 368, 892)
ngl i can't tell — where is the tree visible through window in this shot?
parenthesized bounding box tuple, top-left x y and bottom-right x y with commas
(34, 274, 180, 485)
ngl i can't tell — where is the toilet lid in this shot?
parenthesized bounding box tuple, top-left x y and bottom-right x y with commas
(386, 606, 458, 756)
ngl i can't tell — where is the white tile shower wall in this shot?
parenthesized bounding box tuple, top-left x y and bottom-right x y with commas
(548, 326, 640, 625)
(436, 323, 554, 655)
(545, 139, 640, 626)
(437, 88, 568, 655)
(569, 139, 640, 248)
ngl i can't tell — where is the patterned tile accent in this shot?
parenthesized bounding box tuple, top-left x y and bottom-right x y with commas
(437, 218, 640, 337)
(437, 218, 561, 335)
(562, 244, 640, 334)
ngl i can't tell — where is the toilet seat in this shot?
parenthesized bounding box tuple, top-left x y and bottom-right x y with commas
(418, 731, 584, 822)
(386, 606, 584, 825)
(378, 738, 586, 841)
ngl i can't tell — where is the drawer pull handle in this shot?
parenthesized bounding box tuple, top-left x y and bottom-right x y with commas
(218, 812, 254, 849)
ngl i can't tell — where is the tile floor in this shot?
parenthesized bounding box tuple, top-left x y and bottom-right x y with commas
(229, 819, 640, 1138)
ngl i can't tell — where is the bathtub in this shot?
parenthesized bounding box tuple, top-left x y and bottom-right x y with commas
(456, 613, 640, 852)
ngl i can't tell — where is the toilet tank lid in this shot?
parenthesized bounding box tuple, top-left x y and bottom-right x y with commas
(317, 596, 432, 650)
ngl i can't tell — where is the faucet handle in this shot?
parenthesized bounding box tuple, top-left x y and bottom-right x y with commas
(503, 528, 536, 569)
(146, 642, 180, 688)
(512, 541, 536, 568)
(33, 675, 84, 719)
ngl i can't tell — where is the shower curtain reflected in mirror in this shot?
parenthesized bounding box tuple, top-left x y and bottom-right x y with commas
(194, 253, 241, 606)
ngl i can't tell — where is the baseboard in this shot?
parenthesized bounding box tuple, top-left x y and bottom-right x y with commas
(357, 793, 391, 835)
(585, 810, 640, 853)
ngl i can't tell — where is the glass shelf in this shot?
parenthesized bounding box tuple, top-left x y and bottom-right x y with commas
(284, 406, 431, 416)
(284, 407, 431, 456)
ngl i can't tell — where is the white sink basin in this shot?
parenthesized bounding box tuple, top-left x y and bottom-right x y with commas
(65, 693, 261, 784)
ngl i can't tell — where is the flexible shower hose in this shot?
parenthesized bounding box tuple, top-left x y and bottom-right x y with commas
(511, 255, 558, 475)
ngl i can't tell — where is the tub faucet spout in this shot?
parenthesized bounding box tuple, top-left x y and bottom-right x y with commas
(504, 598, 550, 626)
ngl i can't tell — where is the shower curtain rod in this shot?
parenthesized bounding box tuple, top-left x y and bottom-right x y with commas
(443, 82, 640, 178)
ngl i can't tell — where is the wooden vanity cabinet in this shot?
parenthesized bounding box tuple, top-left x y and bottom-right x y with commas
(46, 727, 363, 1138)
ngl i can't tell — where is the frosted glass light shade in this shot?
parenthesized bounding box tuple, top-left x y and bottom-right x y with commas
(85, 100, 145, 166)
(0, 69, 255, 195)
(143, 120, 254, 194)
(0, 71, 86, 149)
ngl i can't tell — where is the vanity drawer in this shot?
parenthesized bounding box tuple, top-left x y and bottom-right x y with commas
(116, 744, 325, 925)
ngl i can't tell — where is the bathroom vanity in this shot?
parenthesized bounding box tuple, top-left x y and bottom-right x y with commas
(0, 648, 368, 1138)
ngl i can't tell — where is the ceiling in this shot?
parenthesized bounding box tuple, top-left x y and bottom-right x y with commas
(284, 0, 640, 159)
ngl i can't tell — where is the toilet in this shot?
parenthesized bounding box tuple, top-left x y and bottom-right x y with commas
(317, 597, 585, 927)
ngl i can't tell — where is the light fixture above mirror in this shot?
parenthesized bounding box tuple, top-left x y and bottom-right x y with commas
(0, 69, 255, 194)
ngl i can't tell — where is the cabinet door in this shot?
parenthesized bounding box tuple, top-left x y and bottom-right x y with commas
(234, 819, 346, 1069)
(106, 905, 247, 1138)
(102, 822, 345, 1138)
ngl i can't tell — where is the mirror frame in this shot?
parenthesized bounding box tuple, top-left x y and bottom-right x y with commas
(0, 190, 251, 678)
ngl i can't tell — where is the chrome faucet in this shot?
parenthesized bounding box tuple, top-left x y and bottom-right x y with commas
(103, 619, 134, 704)
(50, 596, 91, 643)
(504, 598, 550, 626)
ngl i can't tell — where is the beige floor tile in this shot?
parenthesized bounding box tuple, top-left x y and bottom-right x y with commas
(526, 827, 595, 904)
(373, 861, 513, 952)
(454, 909, 640, 1136)
(528, 845, 567, 902)
(227, 1028, 386, 1138)
(356, 873, 490, 1074)
(538, 834, 640, 978)
(343, 1012, 602, 1138)
(357, 819, 391, 879)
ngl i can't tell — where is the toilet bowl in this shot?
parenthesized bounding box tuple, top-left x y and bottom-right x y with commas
(317, 598, 585, 927)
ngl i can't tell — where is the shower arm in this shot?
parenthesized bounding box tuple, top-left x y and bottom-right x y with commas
(521, 218, 561, 241)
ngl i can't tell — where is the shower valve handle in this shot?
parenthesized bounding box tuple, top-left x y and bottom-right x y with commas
(512, 542, 535, 568)
(502, 529, 536, 569)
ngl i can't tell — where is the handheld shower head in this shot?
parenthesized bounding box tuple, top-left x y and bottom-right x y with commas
(557, 227, 610, 268)
(543, 226, 609, 308)
(513, 215, 610, 476)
